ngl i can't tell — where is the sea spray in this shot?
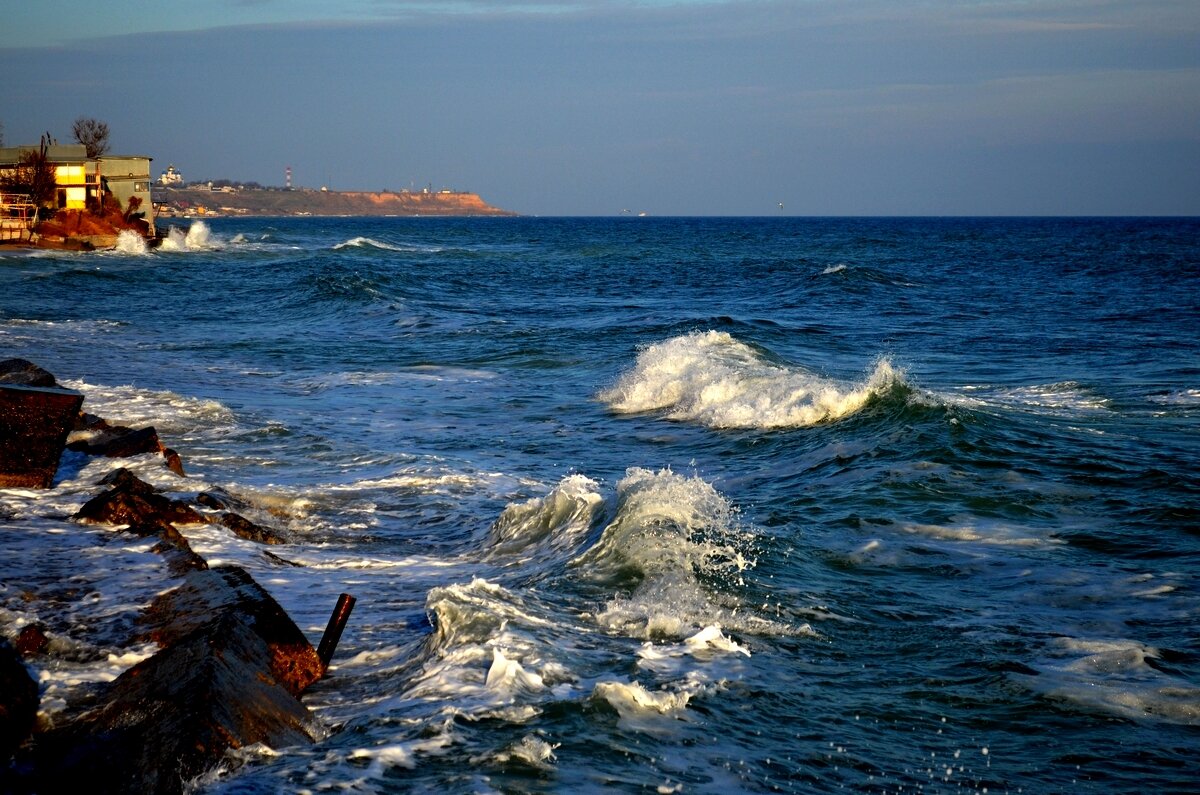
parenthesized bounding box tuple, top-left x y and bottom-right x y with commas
(599, 330, 904, 429)
(159, 220, 214, 251)
(114, 229, 148, 255)
(570, 467, 759, 638)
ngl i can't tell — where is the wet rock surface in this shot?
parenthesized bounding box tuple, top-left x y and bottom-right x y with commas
(30, 569, 322, 794)
(0, 383, 84, 488)
(2, 363, 348, 792)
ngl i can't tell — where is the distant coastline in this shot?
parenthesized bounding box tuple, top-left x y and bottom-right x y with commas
(155, 186, 517, 218)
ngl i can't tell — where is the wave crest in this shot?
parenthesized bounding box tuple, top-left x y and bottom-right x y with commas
(571, 468, 759, 639)
(599, 331, 904, 429)
(486, 474, 604, 560)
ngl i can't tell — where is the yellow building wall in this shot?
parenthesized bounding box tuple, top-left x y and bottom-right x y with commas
(54, 164, 89, 209)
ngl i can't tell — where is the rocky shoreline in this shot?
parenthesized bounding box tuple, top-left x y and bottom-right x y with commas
(0, 359, 353, 793)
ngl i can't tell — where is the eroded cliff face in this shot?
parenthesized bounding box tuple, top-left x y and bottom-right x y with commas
(159, 188, 516, 217)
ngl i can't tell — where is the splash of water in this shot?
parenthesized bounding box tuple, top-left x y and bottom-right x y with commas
(599, 331, 904, 429)
(114, 229, 148, 255)
(159, 221, 214, 252)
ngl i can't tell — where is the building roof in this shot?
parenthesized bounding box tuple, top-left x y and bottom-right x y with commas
(0, 146, 152, 168)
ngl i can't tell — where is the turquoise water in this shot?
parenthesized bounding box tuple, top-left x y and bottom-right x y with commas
(2, 217, 1198, 792)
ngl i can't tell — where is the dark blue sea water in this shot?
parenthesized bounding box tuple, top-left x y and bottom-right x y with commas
(2, 217, 1198, 793)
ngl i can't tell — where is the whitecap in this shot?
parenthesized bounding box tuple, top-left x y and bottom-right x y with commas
(599, 330, 904, 429)
(332, 236, 419, 252)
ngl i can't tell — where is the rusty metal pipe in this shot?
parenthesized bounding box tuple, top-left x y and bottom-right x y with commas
(317, 593, 356, 669)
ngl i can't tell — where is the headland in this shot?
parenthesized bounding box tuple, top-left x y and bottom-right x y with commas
(155, 186, 516, 218)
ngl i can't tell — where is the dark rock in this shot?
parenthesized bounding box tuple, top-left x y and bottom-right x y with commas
(263, 550, 303, 568)
(72, 412, 110, 432)
(0, 383, 85, 488)
(67, 425, 161, 458)
(162, 447, 185, 477)
(196, 491, 229, 511)
(220, 512, 286, 545)
(97, 466, 157, 494)
(0, 358, 58, 388)
(74, 471, 205, 527)
(149, 524, 209, 575)
(32, 567, 322, 794)
(0, 641, 38, 761)
(143, 567, 324, 697)
(15, 625, 49, 659)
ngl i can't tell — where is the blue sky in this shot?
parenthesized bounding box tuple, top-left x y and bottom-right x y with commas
(2, 0, 1197, 215)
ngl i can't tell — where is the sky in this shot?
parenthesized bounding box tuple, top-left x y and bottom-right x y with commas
(1, 0, 1197, 216)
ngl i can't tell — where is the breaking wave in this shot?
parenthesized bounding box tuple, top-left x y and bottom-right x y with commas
(485, 474, 605, 561)
(159, 221, 215, 251)
(332, 237, 434, 253)
(114, 229, 148, 255)
(599, 331, 906, 429)
(570, 467, 763, 639)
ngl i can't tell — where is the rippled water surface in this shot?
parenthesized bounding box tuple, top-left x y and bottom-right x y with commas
(2, 217, 1198, 792)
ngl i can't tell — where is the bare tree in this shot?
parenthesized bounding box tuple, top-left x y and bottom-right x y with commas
(72, 117, 110, 157)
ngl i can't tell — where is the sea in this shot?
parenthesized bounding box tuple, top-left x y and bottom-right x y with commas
(1, 216, 1198, 793)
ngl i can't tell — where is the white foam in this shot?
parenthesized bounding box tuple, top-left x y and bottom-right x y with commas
(571, 468, 775, 639)
(957, 381, 1111, 415)
(1023, 637, 1200, 725)
(592, 680, 692, 731)
(60, 379, 235, 435)
(599, 331, 903, 429)
(822, 263, 848, 274)
(159, 220, 216, 251)
(486, 648, 546, 694)
(114, 229, 148, 255)
(492, 735, 559, 769)
(332, 236, 426, 252)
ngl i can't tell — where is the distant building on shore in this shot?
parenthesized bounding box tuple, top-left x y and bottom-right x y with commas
(159, 164, 183, 186)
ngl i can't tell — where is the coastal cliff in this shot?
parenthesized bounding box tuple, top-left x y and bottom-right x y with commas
(157, 187, 516, 218)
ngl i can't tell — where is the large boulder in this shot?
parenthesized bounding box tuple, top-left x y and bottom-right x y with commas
(30, 566, 324, 794)
(67, 424, 162, 457)
(220, 512, 286, 545)
(74, 468, 205, 527)
(0, 383, 84, 488)
(0, 359, 58, 388)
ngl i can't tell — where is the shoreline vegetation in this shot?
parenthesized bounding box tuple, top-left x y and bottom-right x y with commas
(0, 359, 348, 793)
